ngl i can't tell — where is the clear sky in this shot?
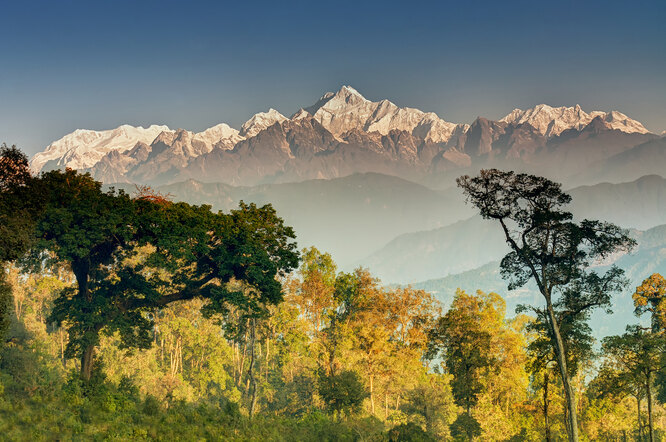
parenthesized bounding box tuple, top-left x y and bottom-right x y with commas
(1, 0, 665, 156)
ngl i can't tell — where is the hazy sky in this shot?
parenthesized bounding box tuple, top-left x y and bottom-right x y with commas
(2, 0, 665, 156)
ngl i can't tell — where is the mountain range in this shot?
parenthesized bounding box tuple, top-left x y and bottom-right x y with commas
(30, 86, 660, 188)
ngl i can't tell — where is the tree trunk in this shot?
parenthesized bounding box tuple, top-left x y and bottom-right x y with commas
(647, 373, 654, 442)
(60, 329, 67, 369)
(248, 318, 258, 418)
(544, 369, 551, 442)
(72, 258, 97, 382)
(81, 343, 95, 382)
(79, 325, 103, 381)
(370, 373, 375, 415)
(637, 396, 644, 441)
(546, 300, 579, 442)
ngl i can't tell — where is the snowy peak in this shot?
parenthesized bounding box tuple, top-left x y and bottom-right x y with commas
(30, 124, 172, 173)
(290, 108, 311, 120)
(500, 104, 649, 137)
(305, 85, 462, 143)
(30, 86, 655, 182)
(306, 85, 370, 114)
(239, 108, 287, 138)
(194, 123, 242, 149)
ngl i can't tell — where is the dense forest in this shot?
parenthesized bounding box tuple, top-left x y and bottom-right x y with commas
(2, 143, 666, 441)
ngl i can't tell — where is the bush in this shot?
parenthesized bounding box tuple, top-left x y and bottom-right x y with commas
(388, 422, 436, 441)
(318, 370, 368, 418)
(450, 413, 482, 440)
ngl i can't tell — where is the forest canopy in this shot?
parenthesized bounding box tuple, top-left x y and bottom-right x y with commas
(1, 148, 666, 441)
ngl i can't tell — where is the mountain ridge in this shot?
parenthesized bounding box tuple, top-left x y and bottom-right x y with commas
(30, 86, 654, 187)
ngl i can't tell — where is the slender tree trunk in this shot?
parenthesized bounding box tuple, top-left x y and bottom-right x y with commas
(546, 300, 579, 441)
(248, 318, 258, 418)
(646, 373, 654, 442)
(370, 373, 375, 415)
(60, 329, 67, 369)
(544, 369, 551, 442)
(637, 396, 644, 441)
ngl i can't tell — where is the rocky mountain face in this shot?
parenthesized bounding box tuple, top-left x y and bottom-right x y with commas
(30, 86, 656, 187)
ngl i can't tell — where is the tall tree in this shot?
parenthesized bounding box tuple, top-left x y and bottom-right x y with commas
(521, 301, 593, 440)
(603, 326, 666, 442)
(25, 169, 299, 382)
(457, 169, 635, 441)
(428, 290, 497, 422)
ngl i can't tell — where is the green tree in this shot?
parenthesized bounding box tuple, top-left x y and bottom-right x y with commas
(449, 413, 482, 441)
(401, 374, 456, 438)
(457, 169, 635, 441)
(0, 144, 38, 340)
(318, 369, 367, 419)
(603, 326, 666, 442)
(588, 364, 646, 440)
(25, 169, 299, 383)
(428, 290, 496, 418)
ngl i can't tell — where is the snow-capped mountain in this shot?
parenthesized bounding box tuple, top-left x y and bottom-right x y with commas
(30, 124, 171, 173)
(303, 85, 467, 143)
(500, 104, 649, 137)
(239, 109, 288, 138)
(193, 123, 243, 150)
(29, 86, 656, 187)
(30, 123, 244, 174)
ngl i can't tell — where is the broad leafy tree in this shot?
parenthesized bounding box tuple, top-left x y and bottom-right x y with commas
(457, 169, 635, 441)
(17, 167, 299, 382)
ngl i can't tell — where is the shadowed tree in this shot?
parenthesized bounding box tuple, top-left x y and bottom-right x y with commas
(23, 168, 299, 383)
(457, 169, 635, 441)
(318, 369, 368, 419)
(0, 144, 41, 339)
(427, 290, 497, 429)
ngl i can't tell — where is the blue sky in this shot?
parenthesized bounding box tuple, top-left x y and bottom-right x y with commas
(1, 0, 665, 156)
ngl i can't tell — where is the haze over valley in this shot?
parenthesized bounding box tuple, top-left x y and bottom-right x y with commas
(28, 86, 666, 335)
